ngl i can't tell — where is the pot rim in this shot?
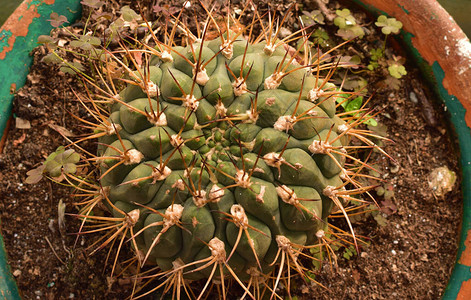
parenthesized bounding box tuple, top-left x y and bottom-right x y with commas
(0, 0, 470, 298)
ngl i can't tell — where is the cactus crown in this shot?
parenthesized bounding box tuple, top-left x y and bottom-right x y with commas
(52, 3, 384, 299)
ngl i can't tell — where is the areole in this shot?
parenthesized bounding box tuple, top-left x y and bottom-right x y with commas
(0, 0, 470, 299)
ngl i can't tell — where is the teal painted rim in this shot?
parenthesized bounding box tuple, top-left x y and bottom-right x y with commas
(0, 0, 82, 298)
(0, 0, 470, 298)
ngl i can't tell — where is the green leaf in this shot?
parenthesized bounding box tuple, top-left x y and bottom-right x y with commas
(120, 6, 141, 22)
(337, 24, 364, 40)
(375, 15, 403, 35)
(345, 96, 363, 112)
(367, 61, 378, 70)
(336, 8, 352, 18)
(334, 9, 356, 29)
(25, 166, 46, 184)
(109, 18, 125, 37)
(374, 214, 388, 226)
(343, 75, 367, 91)
(70, 35, 101, 51)
(365, 116, 378, 127)
(48, 12, 68, 28)
(369, 48, 384, 61)
(388, 63, 407, 79)
(312, 28, 329, 47)
(335, 93, 351, 108)
(375, 186, 385, 196)
(42, 53, 62, 65)
(25, 147, 80, 183)
(80, 0, 105, 9)
(60, 61, 85, 75)
(37, 35, 55, 45)
(301, 10, 325, 26)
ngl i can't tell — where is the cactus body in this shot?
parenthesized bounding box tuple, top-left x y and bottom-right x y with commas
(89, 19, 365, 294)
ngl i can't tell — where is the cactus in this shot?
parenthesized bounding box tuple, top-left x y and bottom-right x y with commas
(40, 4, 385, 299)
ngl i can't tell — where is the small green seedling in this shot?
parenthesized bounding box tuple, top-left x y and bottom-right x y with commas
(69, 35, 102, 51)
(367, 15, 406, 79)
(336, 95, 378, 126)
(80, 0, 105, 9)
(375, 15, 403, 35)
(334, 9, 356, 28)
(388, 62, 407, 79)
(60, 61, 85, 75)
(375, 183, 395, 201)
(312, 28, 330, 47)
(334, 9, 365, 40)
(301, 10, 325, 26)
(48, 12, 68, 28)
(367, 48, 383, 70)
(26, 147, 80, 184)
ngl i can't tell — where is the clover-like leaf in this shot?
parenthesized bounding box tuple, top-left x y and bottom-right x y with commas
(383, 75, 402, 90)
(337, 24, 364, 40)
(388, 63, 407, 79)
(301, 10, 325, 26)
(364, 117, 378, 127)
(92, 11, 113, 21)
(25, 165, 46, 184)
(43, 147, 80, 177)
(343, 75, 368, 91)
(375, 15, 403, 35)
(120, 5, 141, 22)
(48, 12, 68, 28)
(42, 53, 62, 65)
(25, 147, 80, 184)
(369, 48, 384, 61)
(70, 35, 101, 51)
(37, 35, 55, 45)
(312, 28, 329, 47)
(37, 35, 58, 50)
(80, 0, 105, 9)
(334, 9, 356, 29)
(373, 214, 388, 227)
(337, 55, 361, 69)
(108, 18, 126, 37)
(60, 61, 85, 75)
(336, 8, 352, 18)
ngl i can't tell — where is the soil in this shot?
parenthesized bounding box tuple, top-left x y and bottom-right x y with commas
(0, 0, 462, 299)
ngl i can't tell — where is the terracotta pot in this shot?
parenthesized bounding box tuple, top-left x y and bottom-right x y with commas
(0, 0, 469, 298)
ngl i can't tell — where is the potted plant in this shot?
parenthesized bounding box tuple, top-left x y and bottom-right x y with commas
(0, 0, 469, 298)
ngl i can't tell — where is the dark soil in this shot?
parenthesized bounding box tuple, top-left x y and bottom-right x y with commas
(0, 1, 461, 299)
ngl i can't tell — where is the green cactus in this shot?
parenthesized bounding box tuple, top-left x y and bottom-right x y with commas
(37, 5, 384, 299)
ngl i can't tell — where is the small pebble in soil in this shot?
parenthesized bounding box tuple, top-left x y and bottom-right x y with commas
(409, 91, 418, 104)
